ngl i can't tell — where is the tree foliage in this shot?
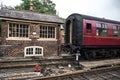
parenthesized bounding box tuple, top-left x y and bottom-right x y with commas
(15, 0, 56, 15)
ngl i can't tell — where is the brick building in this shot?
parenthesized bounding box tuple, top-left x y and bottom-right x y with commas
(0, 9, 63, 58)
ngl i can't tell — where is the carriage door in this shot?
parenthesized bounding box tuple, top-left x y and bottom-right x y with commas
(84, 21, 93, 45)
(69, 21, 73, 44)
(65, 19, 74, 44)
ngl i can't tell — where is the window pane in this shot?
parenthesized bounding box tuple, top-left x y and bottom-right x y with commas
(40, 25, 55, 38)
(25, 46, 43, 57)
(86, 23, 92, 33)
(9, 23, 29, 38)
(26, 48, 33, 54)
(96, 23, 107, 36)
(35, 48, 42, 54)
(113, 26, 120, 37)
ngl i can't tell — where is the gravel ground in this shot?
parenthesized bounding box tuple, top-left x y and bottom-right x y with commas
(0, 65, 75, 79)
(0, 67, 36, 78)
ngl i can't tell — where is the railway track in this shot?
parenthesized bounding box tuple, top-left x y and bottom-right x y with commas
(0, 57, 74, 69)
(1, 64, 119, 80)
(36, 65, 120, 80)
(0, 57, 120, 80)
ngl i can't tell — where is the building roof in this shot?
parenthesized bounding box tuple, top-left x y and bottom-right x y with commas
(0, 9, 63, 24)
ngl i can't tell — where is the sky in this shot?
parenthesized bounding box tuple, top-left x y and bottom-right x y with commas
(0, 0, 120, 21)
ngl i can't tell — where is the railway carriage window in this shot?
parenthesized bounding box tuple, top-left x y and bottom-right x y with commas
(112, 26, 120, 37)
(96, 23, 107, 36)
(86, 23, 92, 33)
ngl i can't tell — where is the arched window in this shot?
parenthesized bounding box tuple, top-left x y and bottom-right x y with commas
(24, 46, 43, 57)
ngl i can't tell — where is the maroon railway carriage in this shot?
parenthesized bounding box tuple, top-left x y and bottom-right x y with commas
(61, 13, 120, 59)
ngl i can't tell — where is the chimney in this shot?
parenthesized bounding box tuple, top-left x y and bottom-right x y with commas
(29, 0, 33, 11)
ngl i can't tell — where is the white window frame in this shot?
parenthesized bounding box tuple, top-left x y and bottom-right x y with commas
(24, 46, 43, 57)
(7, 22, 31, 40)
(39, 24, 57, 40)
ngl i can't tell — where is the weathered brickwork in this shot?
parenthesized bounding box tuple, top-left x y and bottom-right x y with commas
(1, 21, 8, 45)
(2, 40, 58, 57)
(0, 21, 61, 58)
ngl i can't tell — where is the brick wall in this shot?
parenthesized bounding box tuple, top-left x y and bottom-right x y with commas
(1, 20, 8, 45)
(2, 40, 58, 57)
(0, 21, 61, 58)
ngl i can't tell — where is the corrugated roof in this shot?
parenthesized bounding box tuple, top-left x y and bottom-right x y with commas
(0, 9, 63, 24)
